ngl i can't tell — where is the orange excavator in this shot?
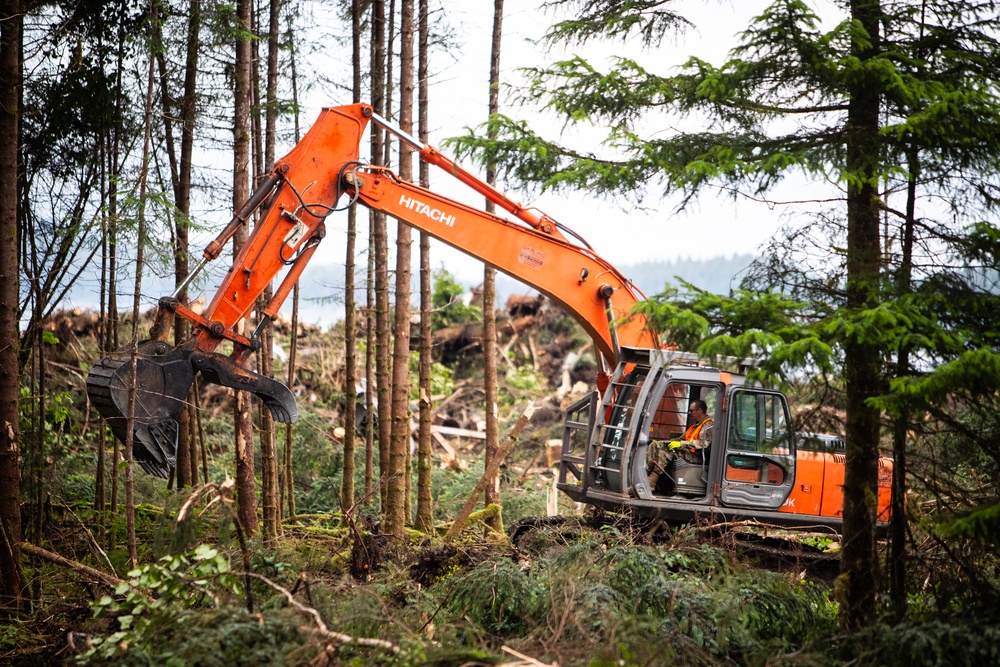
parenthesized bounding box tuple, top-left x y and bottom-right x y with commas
(86, 103, 891, 530)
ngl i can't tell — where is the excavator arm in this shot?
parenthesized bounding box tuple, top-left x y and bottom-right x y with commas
(86, 102, 659, 476)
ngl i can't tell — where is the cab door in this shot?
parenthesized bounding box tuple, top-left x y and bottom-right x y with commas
(719, 390, 796, 510)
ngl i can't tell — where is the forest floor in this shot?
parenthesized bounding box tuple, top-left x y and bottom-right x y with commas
(6, 300, 986, 666)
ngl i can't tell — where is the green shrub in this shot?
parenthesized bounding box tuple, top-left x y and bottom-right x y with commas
(843, 619, 1000, 667)
(728, 571, 836, 649)
(445, 559, 544, 637)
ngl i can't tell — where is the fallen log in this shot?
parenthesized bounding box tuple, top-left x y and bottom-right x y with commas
(20, 542, 127, 591)
(444, 403, 536, 543)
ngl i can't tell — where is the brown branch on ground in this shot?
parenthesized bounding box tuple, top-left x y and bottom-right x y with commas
(20, 542, 135, 594)
(243, 571, 400, 655)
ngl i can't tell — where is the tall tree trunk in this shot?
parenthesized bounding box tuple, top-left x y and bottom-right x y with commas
(839, 0, 883, 631)
(281, 13, 302, 523)
(890, 146, 917, 622)
(414, 0, 432, 533)
(283, 288, 298, 521)
(182, 0, 200, 487)
(123, 21, 160, 568)
(248, 0, 270, 535)
(156, 0, 200, 489)
(481, 0, 504, 534)
(371, 0, 391, 511)
(0, 0, 24, 615)
(95, 142, 108, 516)
(342, 0, 362, 513)
(386, 0, 415, 537)
(233, 0, 257, 536)
(365, 231, 375, 499)
(107, 0, 126, 533)
(256, 0, 282, 541)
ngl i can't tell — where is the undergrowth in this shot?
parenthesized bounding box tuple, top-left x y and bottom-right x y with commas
(18, 505, 1000, 667)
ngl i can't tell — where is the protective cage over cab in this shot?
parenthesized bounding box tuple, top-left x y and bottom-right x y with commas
(555, 346, 855, 529)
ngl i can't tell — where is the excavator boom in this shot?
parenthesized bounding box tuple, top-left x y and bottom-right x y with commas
(87, 103, 658, 475)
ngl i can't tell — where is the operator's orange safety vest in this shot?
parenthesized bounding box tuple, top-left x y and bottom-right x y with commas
(684, 418, 712, 441)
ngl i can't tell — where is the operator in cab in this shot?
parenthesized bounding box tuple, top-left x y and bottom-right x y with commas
(646, 400, 714, 490)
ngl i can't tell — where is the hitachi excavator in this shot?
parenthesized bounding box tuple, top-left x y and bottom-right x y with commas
(86, 103, 892, 531)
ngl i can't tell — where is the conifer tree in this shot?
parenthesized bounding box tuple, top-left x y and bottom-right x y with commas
(451, 0, 1000, 626)
(482, 0, 504, 535)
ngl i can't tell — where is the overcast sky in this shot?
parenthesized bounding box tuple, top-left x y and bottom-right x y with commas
(300, 1, 815, 280)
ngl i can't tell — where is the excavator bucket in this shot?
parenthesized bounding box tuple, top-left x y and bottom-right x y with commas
(87, 341, 297, 478)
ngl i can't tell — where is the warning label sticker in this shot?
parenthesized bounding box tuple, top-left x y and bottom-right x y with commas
(518, 246, 544, 270)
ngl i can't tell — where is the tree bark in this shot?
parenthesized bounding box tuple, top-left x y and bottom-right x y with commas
(342, 0, 363, 513)
(20, 543, 127, 592)
(444, 404, 534, 543)
(107, 8, 126, 528)
(414, 0, 432, 532)
(889, 146, 918, 622)
(233, 0, 257, 536)
(365, 232, 376, 499)
(121, 25, 159, 569)
(0, 0, 24, 615)
(482, 0, 504, 535)
(839, 0, 883, 631)
(371, 0, 391, 512)
(385, 0, 415, 538)
(255, 0, 282, 542)
(281, 9, 303, 523)
(156, 0, 201, 489)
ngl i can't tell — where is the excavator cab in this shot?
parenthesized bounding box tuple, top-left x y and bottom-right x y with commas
(558, 346, 798, 521)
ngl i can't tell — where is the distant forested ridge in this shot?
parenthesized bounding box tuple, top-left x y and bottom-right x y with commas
(616, 254, 756, 296)
(296, 254, 757, 317)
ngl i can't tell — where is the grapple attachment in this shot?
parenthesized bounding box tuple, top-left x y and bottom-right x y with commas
(87, 341, 298, 478)
(86, 341, 195, 477)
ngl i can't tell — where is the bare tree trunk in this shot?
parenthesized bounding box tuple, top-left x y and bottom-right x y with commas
(413, 0, 432, 533)
(183, 0, 201, 487)
(0, 0, 25, 615)
(281, 11, 303, 523)
(233, 0, 257, 536)
(122, 24, 159, 568)
(444, 404, 534, 543)
(890, 147, 917, 622)
(342, 0, 363, 514)
(95, 142, 108, 516)
(371, 0, 391, 512)
(283, 287, 298, 522)
(32, 329, 43, 545)
(386, 0, 415, 538)
(361, 1, 375, 502)
(365, 235, 375, 499)
(249, 0, 272, 538)
(481, 0, 504, 534)
(156, 0, 200, 489)
(107, 6, 126, 529)
(253, 0, 281, 542)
